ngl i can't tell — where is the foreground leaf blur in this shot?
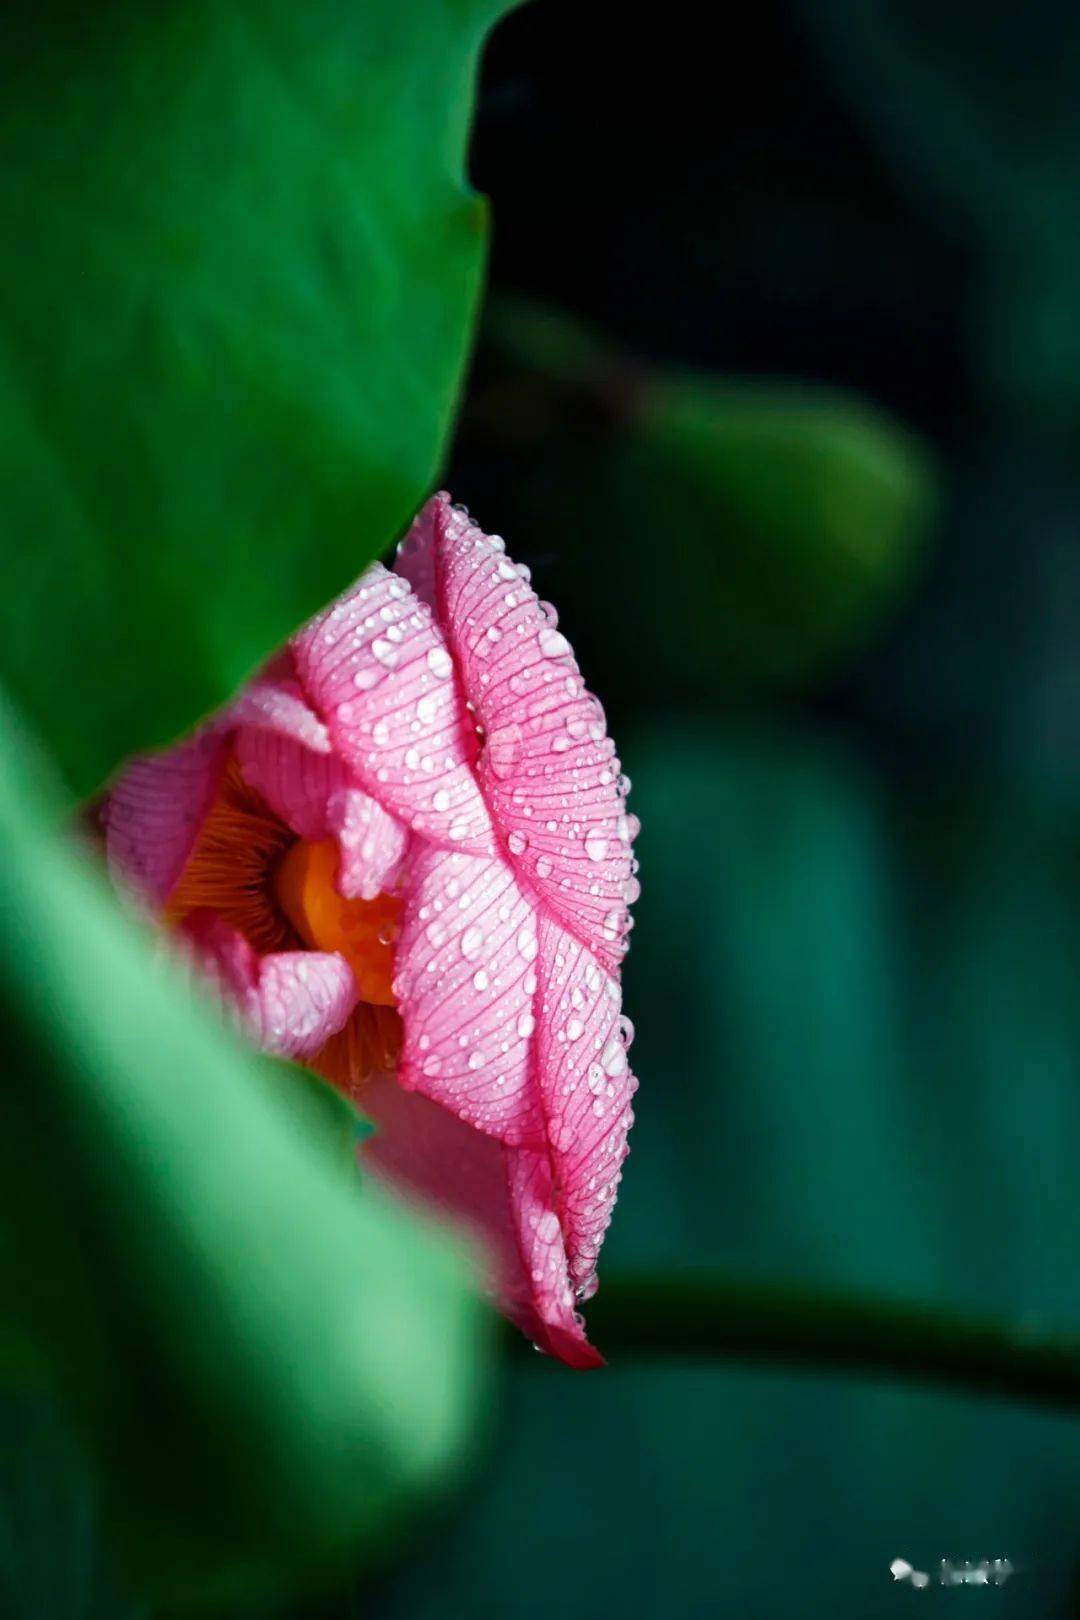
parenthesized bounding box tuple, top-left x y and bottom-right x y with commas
(0, 697, 488, 1609)
(0, 0, 513, 795)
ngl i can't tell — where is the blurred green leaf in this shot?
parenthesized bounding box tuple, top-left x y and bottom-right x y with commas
(618, 375, 937, 689)
(0, 1390, 144, 1620)
(482, 299, 939, 694)
(0, 695, 488, 1610)
(0, 0, 513, 797)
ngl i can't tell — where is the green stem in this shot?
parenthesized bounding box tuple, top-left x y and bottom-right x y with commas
(577, 1271, 1080, 1412)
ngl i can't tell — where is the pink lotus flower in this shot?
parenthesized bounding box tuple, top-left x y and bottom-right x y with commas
(105, 495, 639, 1367)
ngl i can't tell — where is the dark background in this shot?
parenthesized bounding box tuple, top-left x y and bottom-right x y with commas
(433, 2, 1080, 1616)
(9, 2, 1080, 1616)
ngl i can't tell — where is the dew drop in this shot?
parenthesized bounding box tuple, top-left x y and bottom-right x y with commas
(602, 1033, 627, 1076)
(538, 626, 571, 660)
(486, 722, 522, 780)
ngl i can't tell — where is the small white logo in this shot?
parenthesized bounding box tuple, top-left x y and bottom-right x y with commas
(890, 1557, 1015, 1589)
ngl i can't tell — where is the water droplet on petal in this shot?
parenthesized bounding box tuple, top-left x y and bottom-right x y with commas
(585, 832, 607, 863)
(486, 722, 522, 780)
(602, 1033, 627, 1076)
(427, 645, 453, 680)
(538, 626, 571, 660)
(461, 925, 485, 960)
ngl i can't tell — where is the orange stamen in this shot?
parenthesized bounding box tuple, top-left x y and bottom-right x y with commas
(274, 836, 400, 1007)
(165, 758, 295, 953)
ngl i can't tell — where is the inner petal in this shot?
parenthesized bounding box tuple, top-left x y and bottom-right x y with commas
(166, 752, 403, 1091)
(275, 836, 400, 1008)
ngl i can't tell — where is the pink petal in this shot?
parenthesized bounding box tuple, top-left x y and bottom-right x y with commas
(396, 495, 638, 971)
(362, 1075, 603, 1369)
(327, 788, 410, 902)
(236, 727, 407, 900)
(235, 726, 343, 844)
(535, 913, 636, 1296)
(226, 651, 332, 754)
(392, 849, 635, 1304)
(181, 911, 357, 1058)
(105, 729, 228, 910)
(291, 562, 494, 855)
(392, 847, 544, 1146)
